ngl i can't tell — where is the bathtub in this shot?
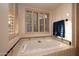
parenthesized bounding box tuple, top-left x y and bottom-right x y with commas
(15, 37, 74, 56)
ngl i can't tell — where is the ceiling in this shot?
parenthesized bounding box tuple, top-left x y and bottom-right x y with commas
(19, 3, 62, 11)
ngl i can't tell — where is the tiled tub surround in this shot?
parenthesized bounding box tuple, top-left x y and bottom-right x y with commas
(7, 37, 76, 56)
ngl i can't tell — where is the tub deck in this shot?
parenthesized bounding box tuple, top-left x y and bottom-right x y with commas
(7, 37, 76, 56)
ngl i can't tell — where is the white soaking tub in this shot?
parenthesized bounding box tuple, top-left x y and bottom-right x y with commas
(16, 37, 73, 56)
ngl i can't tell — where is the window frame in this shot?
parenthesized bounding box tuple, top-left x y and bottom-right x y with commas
(25, 9, 49, 33)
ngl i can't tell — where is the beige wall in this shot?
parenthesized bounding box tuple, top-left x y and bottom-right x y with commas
(72, 4, 77, 48)
(50, 3, 72, 42)
(0, 4, 20, 56)
(0, 3, 9, 55)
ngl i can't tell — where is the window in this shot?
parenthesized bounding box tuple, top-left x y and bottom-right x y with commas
(45, 14, 49, 32)
(25, 11, 32, 32)
(33, 12, 38, 32)
(39, 13, 44, 32)
(25, 10, 49, 32)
